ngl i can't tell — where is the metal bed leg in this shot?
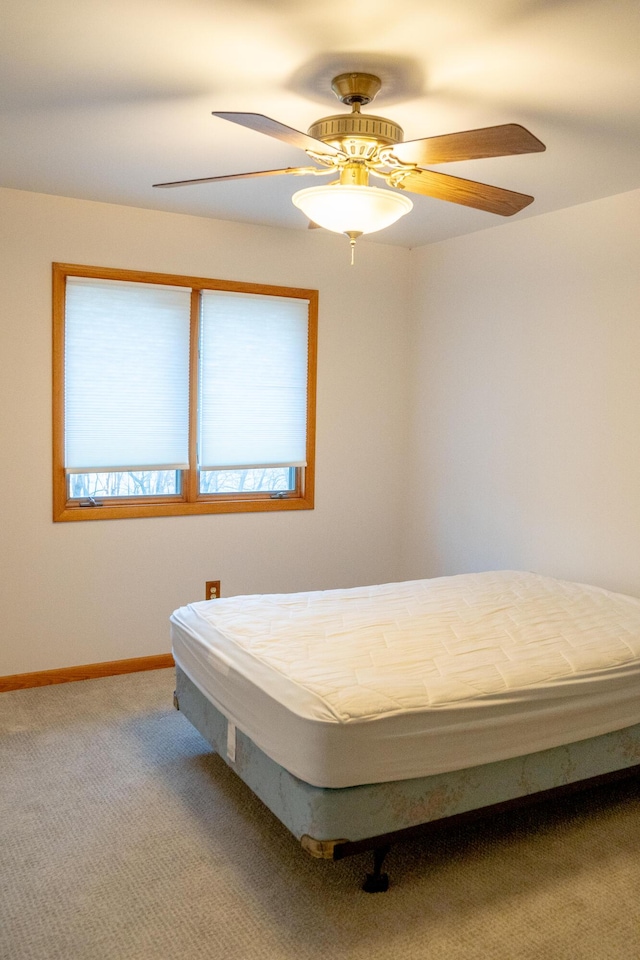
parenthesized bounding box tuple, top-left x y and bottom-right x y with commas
(362, 844, 390, 893)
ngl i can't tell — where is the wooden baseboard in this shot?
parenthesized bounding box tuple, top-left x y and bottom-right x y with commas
(0, 653, 175, 693)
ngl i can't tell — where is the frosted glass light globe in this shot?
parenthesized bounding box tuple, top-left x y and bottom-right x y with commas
(292, 183, 413, 236)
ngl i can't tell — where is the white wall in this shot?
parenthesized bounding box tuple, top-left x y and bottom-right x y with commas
(403, 188, 640, 598)
(5, 184, 639, 676)
(0, 188, 412, 675)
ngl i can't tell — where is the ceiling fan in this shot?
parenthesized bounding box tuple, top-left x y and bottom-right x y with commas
(154, 72, 545, 257)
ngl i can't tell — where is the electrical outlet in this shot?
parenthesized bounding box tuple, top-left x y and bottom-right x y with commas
(205, 580, 221, 601)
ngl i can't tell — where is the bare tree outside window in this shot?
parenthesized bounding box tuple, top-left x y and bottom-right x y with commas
(199, 468, 294, 494)
(68, 468, 294, 500)
(69, 471, 179, 499)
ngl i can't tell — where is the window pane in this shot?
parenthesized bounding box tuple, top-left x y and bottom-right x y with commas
(65, 277, 191, 471)
(199, 290, 308, 470)
(68, 471, 180, 499)
(199, 467, 295, 495)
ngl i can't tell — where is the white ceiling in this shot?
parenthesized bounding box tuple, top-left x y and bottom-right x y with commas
(1, 0, 638, 247)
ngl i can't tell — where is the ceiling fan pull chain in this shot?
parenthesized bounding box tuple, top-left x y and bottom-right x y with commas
(346, 231, 360, 266)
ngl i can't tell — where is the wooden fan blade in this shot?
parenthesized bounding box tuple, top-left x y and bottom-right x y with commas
(392, 124, 546, 166)
(212, 112, 342, 157)
(396, 168, 534, 216)
(307, 220, 321, 230)
(153, 167, 308, 188)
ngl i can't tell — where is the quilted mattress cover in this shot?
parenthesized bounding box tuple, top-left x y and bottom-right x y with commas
(170, 571, 640, 788)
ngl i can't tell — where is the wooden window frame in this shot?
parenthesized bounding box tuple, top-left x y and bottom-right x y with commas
(52, 263, 317, 521)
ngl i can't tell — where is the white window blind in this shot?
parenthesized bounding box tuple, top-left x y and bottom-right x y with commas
(64, 277, 191, 472)
(199, 290, 309, 470)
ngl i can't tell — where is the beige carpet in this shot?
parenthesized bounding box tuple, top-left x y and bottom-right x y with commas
(1, 668, 639, 960)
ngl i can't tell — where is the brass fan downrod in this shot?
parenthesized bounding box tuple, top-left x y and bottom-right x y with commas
(330, 73, 381, 107)
(307, 73, 404, 154)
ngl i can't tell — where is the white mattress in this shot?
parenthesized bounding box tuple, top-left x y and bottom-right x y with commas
(170, 571, 640, 788)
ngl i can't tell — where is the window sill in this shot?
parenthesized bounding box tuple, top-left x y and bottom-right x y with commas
(53, 494, 314, 522)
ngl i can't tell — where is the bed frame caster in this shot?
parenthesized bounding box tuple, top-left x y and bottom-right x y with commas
(362, 844, 390, 893)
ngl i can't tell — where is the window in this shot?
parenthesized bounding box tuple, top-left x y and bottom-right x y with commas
(53, 264, 317, 521)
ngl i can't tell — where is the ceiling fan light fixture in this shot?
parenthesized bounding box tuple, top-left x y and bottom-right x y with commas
(156, 72, 545, 258)
(291, 183, 413, 237)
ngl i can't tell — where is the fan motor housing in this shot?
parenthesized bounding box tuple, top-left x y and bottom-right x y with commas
(307, 114, 404, 159)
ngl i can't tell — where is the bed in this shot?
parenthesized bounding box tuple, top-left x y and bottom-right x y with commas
(170, 570, 640, 890)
